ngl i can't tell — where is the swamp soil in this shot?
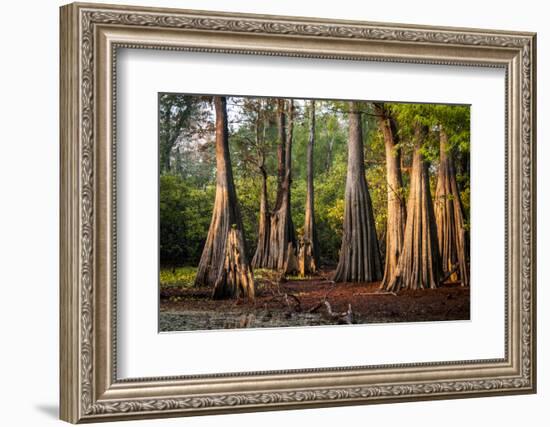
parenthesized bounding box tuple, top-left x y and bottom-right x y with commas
(159, 269, 470, 332)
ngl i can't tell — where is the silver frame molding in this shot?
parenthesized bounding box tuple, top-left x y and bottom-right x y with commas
(60, 2, 536, 423)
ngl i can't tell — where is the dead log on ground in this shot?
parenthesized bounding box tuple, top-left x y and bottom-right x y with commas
(323, 301, 354, 325)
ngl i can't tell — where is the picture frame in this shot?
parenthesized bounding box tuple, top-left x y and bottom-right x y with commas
(59, 2, 536, 423)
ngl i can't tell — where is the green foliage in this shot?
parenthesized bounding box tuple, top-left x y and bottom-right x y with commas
(313, 151, 347, 261)
(160, 266, 197, 288)
(159, 174, 214, 266)
(233, 175, 262, 255)
(159, 94, 199, 174)
(366, 164, 388, 239)
(385, 102, 470, 222)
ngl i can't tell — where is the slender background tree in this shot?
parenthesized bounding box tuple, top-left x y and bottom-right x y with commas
(298, 100, 319, 276)
(268, 100, 298, 273)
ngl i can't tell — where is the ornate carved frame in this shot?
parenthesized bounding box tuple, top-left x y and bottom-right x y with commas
(59, 2, 537, 423)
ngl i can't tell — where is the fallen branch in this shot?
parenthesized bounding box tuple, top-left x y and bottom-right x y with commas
(307, 301, 324, 313)
(306, 283, 338, 313)
(323, 301, 354, 325)
(284, 293, 302, 312)
(262, 277, 303, 312)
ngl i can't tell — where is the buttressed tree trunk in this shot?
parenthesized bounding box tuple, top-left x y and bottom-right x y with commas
(194, 96, 255, 300)
(268, 100, 297, 273)
(373, 103, 407, 291)
(435, 129, 469, 286)
(333, 101, 382, 283)
(386, 125, 441, 292)
(298, 100, 319, 276)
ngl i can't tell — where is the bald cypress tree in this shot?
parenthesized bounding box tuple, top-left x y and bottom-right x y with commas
(251, 161, 271, 268)
(298, 100, 320, 276)
(194, 96, 255, 300)
(435, 128, 469, 286)
(267, 100, 297, 273)
(251, 100, 272, 269)
(373, 103, 407, 291)
(386, 124, 441, 291)
(333, 101, 382, 283)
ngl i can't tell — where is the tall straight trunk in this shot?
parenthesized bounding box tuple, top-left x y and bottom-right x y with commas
(386, 125, 441, 291)
(267, 100, 297, 273)
(299, 100, 319, 276)
(251, 166, 270, 268)
(333, 101, 382, 283)
(325, 136, 334, 172)
(373, 104, 407, 291)
(274, 98, 287, 209)
(194, 97, 254, 300)
(435, 129, 469, 286)
(324, 120, 335, 172)
(160, 106, 173, 173)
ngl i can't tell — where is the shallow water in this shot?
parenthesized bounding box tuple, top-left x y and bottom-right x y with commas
(159, 309, 353, 332)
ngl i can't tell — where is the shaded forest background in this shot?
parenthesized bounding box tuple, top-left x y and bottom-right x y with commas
(159, 94, 470, 271)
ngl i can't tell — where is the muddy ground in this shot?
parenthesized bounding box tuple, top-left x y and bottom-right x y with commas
(159, 269, 470, 332)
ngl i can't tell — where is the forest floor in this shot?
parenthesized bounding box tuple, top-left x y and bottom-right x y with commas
(159, 268, 470, 332)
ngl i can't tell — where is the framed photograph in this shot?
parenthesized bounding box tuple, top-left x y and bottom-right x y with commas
(60, 2, 536, 423)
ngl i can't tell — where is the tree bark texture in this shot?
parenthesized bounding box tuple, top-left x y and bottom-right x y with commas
(386, 125, 441, 291)
(434, 129, 469, 286)
(251, 166, 270, 268)
(268, 100, 297, 273)
(333, 101, 382, 283)
(299, 100, 319, 276)
(373, 104, 407, 291)
(194, 97, 255, 300)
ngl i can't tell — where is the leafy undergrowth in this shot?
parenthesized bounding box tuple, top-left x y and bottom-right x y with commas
(160, 266, 197, 288)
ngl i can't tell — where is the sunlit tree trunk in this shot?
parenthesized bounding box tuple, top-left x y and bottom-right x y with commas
(194, 96, 255, 300)
(435, 129, 469, 286)
(373, 103, 407, 291)
(333, 101, 382, 283)
(386, 124, 441, 291)
(268, 100, 297, 273)
(298, 100, 319, 276)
